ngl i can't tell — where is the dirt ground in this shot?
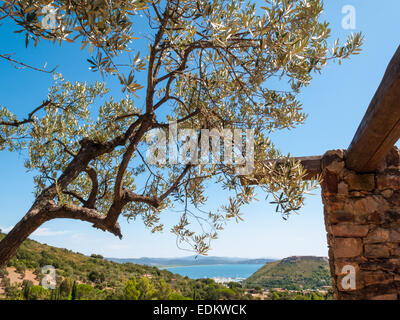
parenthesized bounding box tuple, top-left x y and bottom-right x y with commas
(0, 267, 40, 297)
(6, 267, 39, 285)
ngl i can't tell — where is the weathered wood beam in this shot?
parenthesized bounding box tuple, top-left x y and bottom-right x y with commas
(241, 155, 322, 185)
(291, 155, 323, 180)
(346, 45, 400, 172)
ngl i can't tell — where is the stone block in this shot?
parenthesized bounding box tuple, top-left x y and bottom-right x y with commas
(345, 173, 375, 191)
(326, 161, 345, 175)
(383, 210, 400, 224)
(385, 147, 400, 168)
(331, 224, 369, 238)
(389, 230, 400, 242)
(365, 228, 390, 244)
(344, 197, 389, 224)
(322, 171, 338, 194)
(360, 260, 397, 272)
(388, 191, 400, 206)
(377, 175, 400, 191)
(365, 244, 390, 258)
(326, 210, 354, 224)
(351, 197, 386, 215)
(393, 248, 400, 256)
(381, 189, 393, 199)
(370, 293, 398, 300)
(338, 182, 349, 195)
(388, 259, 400, 270)
(322, 150, 345, 168)
(350, 191, 367, 198)
(324, 198, 345, 212)
(334, 238, 363, 258)
(362, 271, 393, 286)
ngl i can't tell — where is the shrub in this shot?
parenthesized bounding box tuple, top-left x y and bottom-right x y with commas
(0, 267, 8, 278)
(124, 278, 139, 300)
(90, 254, 104, 259)
(169, 292, 192, 300)
(27, 285, 50, 300)
(5, 284, 22, 300)
(75, 284, 95, 300)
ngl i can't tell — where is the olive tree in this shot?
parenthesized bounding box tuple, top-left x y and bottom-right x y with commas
(0, 0, 362, 266)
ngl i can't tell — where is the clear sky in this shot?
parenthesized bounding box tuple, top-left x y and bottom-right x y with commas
(1, 0, 400, 259)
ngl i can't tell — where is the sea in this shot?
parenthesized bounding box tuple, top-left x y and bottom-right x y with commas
(163, 264, 263, 283)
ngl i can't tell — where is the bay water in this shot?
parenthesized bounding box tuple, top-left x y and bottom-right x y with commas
(164, 263, 263, 282)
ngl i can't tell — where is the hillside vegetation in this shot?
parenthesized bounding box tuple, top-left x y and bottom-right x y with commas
(0, 233, 332, 300)
(244, 256, 331, 290)
(0, 233, 251, 300)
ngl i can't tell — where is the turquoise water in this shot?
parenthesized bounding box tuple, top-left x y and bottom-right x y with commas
(164, 264, 263, 282)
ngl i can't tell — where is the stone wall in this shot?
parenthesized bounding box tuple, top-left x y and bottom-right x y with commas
(321, 147, 400, 300)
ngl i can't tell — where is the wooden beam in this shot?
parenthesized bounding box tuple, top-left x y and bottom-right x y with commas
(346, 45, 400, 172)
(291, 155, 323, 180)
(241, 155, 322, 185)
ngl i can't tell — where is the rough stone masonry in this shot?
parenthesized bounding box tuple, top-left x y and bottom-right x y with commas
(321, 146, 400, 300)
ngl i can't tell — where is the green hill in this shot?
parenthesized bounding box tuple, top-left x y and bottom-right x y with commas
(244, 256, 332, 290)
(0, 233, 250, 300)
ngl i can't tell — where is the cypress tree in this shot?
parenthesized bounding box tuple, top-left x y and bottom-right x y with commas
(71, 281, 77, 300)
(22, 282, 30, 300)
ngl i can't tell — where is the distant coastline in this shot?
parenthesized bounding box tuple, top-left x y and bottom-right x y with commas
(107, 256, 276, 267)
(158, 263, 264, 269)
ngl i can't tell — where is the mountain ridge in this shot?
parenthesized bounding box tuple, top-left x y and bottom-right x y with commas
(107, 256, 276, 266)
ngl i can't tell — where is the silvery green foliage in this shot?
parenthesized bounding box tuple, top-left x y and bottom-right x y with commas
(0, 0, 363, 254)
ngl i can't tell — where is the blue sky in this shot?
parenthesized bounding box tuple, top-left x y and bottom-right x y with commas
(1, 0, 400, 259)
